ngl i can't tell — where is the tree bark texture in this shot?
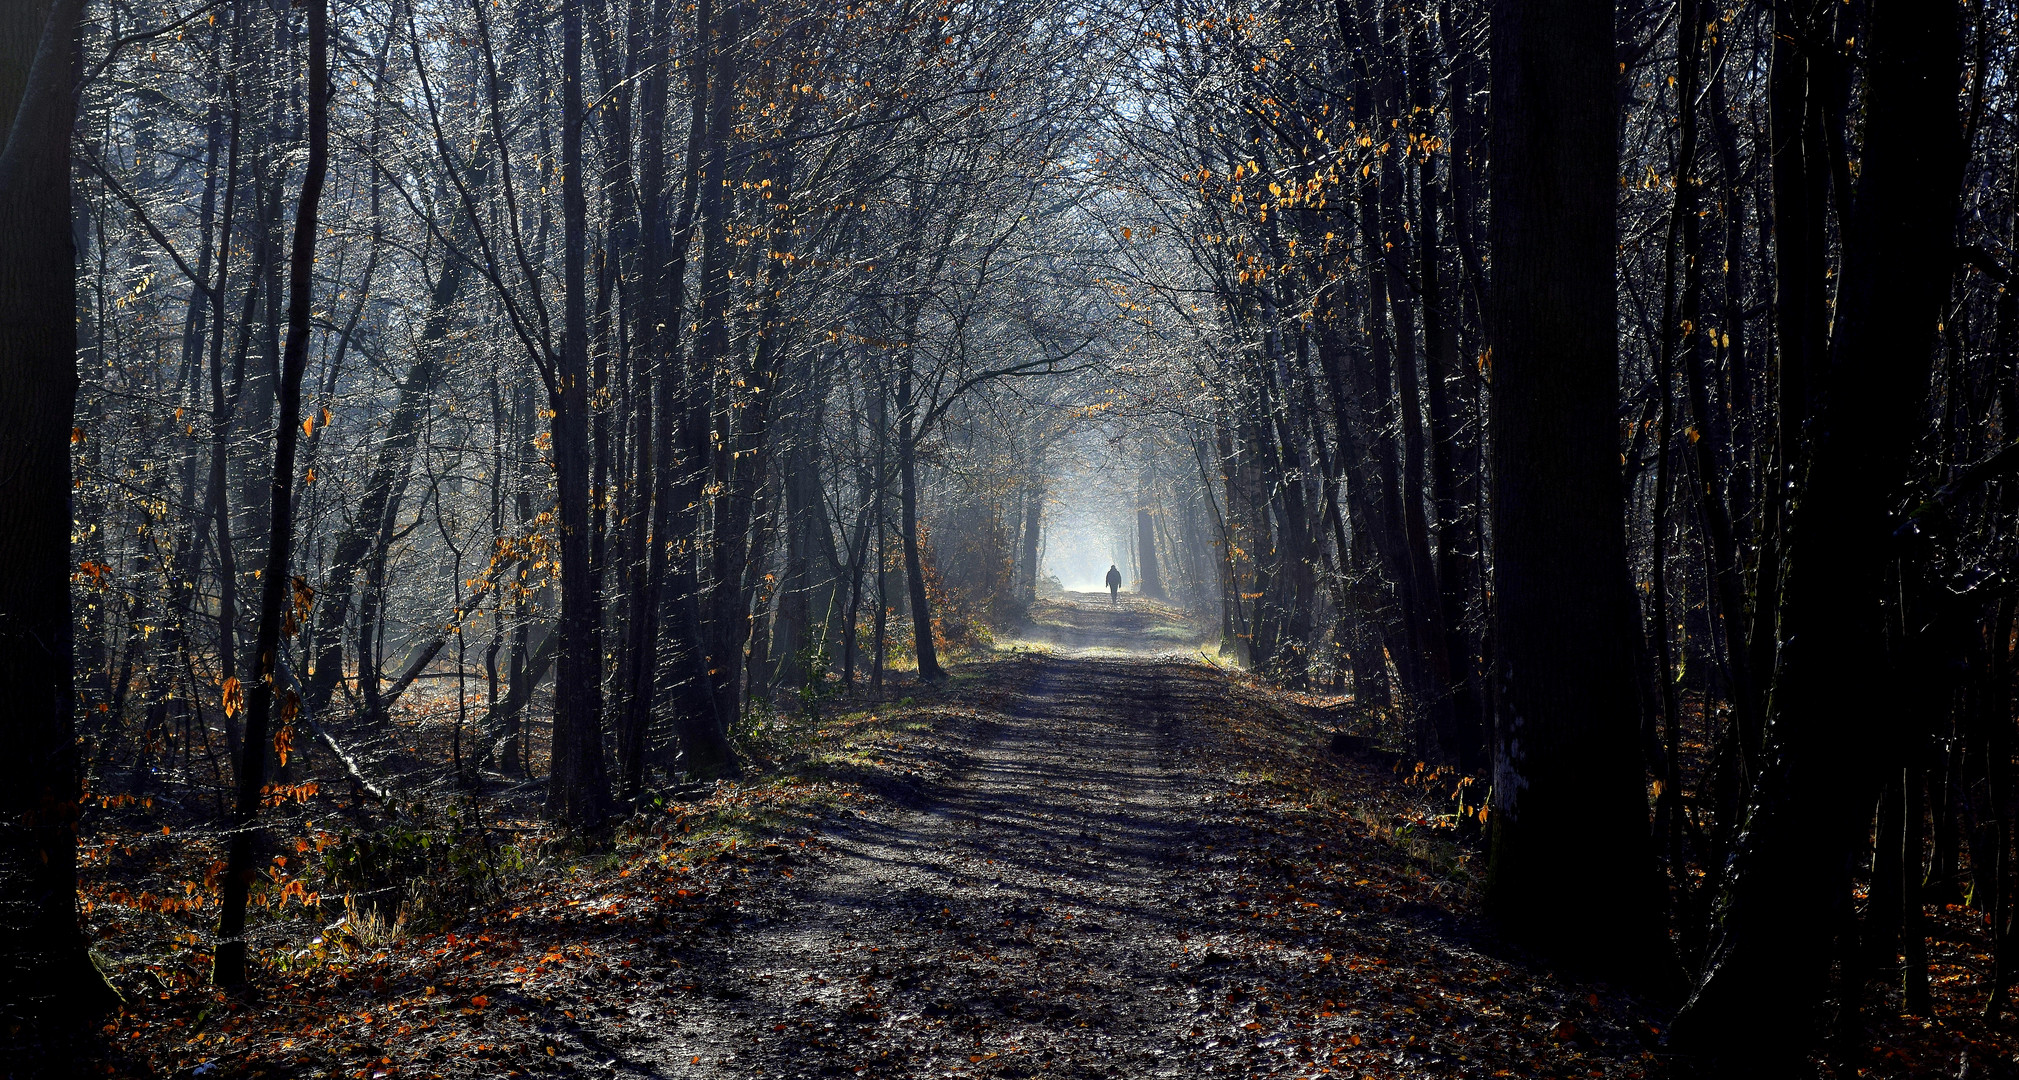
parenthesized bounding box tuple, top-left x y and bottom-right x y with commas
(0, 0, 121, 1050)
(1484, 0, 1667, 975)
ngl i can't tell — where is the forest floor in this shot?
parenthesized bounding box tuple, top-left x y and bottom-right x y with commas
(88, 594, 2014, 1078)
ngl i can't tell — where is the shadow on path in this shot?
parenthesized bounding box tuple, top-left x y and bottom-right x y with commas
(590, 651, 1660, 1080)
(639, 656, 1234, 1078)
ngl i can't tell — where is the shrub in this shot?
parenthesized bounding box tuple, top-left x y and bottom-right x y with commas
(317, 800, 521, 931)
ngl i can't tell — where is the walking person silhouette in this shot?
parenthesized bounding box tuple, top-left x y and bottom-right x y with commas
(1105, 564, 1122, 606)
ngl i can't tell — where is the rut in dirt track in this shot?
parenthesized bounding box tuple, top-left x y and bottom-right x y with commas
(643, 654, 1240, 1079)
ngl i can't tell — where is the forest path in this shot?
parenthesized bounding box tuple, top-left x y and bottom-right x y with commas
(1012, 591, 1211, 655)
(637, 654, 1235, 1078)
(550, 598, 1659, 1079)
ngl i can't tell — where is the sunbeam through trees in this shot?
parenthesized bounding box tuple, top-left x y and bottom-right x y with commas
(5, 0, 2019, 1074)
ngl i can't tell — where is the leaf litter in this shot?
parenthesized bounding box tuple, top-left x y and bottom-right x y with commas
(86, 645, 2010, 1077)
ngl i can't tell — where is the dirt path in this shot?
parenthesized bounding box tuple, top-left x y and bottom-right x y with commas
(550, 598, 1661, 1079)
(637, 655, 1226, 1078)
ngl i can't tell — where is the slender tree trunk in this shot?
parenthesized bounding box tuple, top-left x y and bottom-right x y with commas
(1378, 0, 1456, 760)
(212, 0, 328, 984)
(871, 372, 889, 692)
(617, 0, 674, 799)
(1135, 505, 1162, 601)
(770, 369, 817, 688)
(1904, 761, 1933, 1013)
(1667, 0, 1760, 771)
(1746, 0, 1832, 768)
(896, 357, 942, 681)
(689, 0, 753, 750)
(1413, 11, 1483, 771)
(642, 0, 732, 779)
(1019, 473, 1043, 607)
(545, 0, 613, 829)
(1869, 775, 1905, 972)
(158, 83, 224, 746)
(301, 257, 464, 719)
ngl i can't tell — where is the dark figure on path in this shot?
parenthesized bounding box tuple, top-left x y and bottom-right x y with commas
(1105, 564, 1122, 605)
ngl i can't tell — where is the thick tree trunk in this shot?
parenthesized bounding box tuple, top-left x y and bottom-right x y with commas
(0, 0, 120, 1049)
(1484, 0, 1666, 975)
(1670, 2, 1963, 1067)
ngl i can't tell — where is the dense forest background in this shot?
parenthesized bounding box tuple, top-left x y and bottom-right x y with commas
(2, 0, 2017, 1072)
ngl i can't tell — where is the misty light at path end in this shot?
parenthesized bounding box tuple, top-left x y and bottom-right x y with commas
(1038, 432, 1139, 593)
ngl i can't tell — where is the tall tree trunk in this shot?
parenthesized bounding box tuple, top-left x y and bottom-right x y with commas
(212, 0, 329, 984)
(1868, 775, 1905, 972)
(1135, 503, 1163, 601)
(616, 0, 673, 799)
(1413, 10, 1483, 771)
(545, 0, 613, 829)
(158, 80, 226, 753)
(641, 0, 732, 780)
(1668, 0, 1760, 777)
(195, 15, 246, 741)
(1903, 760, 1933, 1014)
(896, 351, 943, 681)
(1378, 0, 1456, 760)
(1332, 0, 1441, 754)
(590, 0, 643, 770)
(691, 0, 754, 747)
(1670, 2, 1963, 1067)
(1484, 0, 1666, 975)
(1018, 473, 1043, 607)
(871, 371, 889, 691)
(1746, 0, 1833, 768)
(0, 0, 120, 1047)
(770, 361, 821, 688)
